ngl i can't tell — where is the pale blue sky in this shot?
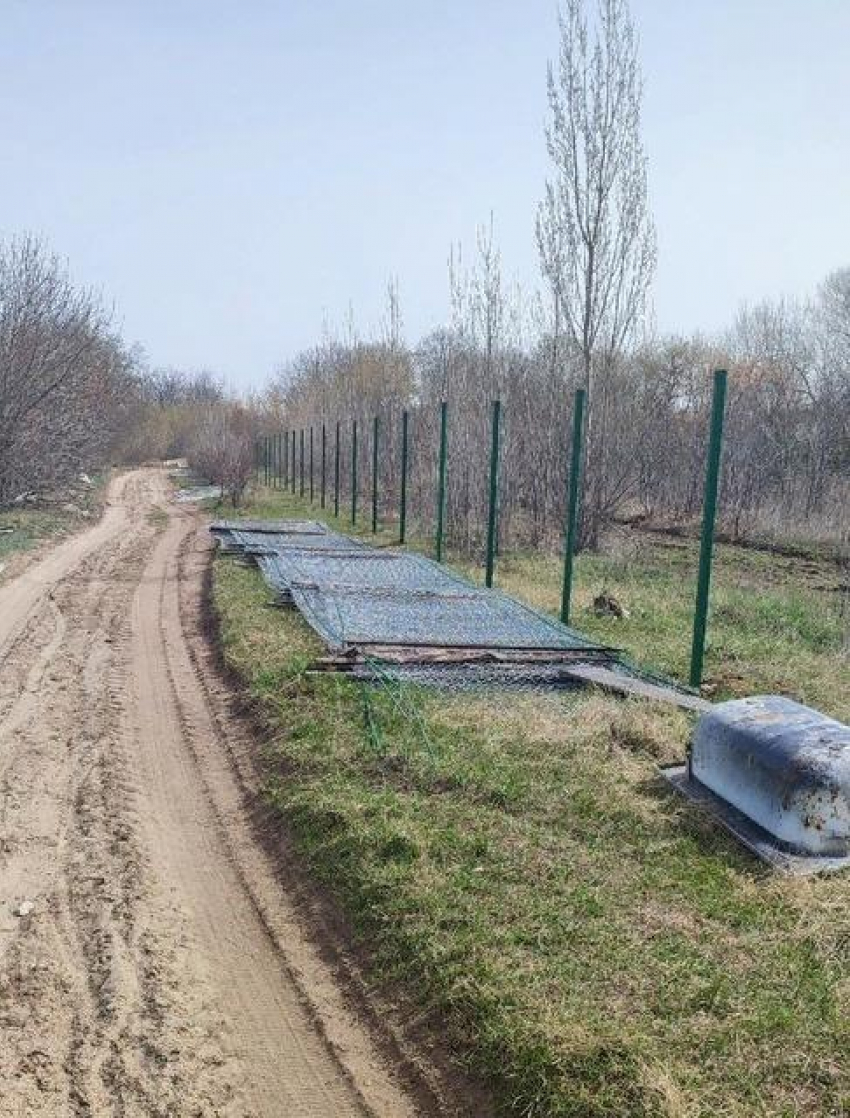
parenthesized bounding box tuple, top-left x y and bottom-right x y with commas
(1, 1, 847, 386)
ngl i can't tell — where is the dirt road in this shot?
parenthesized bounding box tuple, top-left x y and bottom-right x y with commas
(0, 470, 427, 1117)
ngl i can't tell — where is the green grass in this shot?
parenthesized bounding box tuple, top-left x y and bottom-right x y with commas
(0, 474, 108, 579)
(212, 483, 850, 1117)
(468, 537, 848, 723)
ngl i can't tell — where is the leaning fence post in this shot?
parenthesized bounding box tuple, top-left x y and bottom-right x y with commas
(334, 420, 340, 517)
(399, 409, 409, 544)
(485, 399, 502, 588)
(371, 416, 380, 533)
(560, 388, 586, 625)
(321, 423, 327, 509)
(309, 426, 315, 503)
(351, 418, 358, 525)
(435, 400, 448, 562)
(690, 369, 728, 689)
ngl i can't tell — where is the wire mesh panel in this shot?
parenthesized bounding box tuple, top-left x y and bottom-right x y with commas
(257, 551, 472, 597)
(213, 518, 620, 689)
(290, 582, 608, 653)
(229, 529, 366, 555)
(210, 519, 327, 535)
(351, 660, 588, 692)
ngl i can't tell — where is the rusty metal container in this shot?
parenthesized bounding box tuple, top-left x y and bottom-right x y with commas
(691, 696, 850, 857)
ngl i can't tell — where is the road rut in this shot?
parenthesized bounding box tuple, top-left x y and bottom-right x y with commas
(0, 469, 424, 1117)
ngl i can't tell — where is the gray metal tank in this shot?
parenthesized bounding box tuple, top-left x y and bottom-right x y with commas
(691, 695, 850, 856)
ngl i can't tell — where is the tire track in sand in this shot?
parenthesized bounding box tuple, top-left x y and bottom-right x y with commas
(0, 468, 430, 1117)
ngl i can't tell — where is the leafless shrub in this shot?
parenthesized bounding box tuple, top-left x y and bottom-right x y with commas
(189, 402, 256, 508)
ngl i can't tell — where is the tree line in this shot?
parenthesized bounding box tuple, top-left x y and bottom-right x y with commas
(264, 0, 847, 558)
(264, 256, 849, 558)
(0, 233, 258, 508)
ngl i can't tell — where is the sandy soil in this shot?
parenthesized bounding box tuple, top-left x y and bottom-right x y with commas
(0, 469, 431, 1117)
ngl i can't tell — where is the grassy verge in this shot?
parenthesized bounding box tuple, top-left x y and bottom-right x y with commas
(0, 473, 109, 581)
(212, 485, 850, 1116)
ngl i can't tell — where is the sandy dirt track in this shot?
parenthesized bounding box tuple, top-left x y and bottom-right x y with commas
(0, 470, 431, 1117)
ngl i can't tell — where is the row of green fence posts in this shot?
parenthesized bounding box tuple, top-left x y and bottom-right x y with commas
(553, 371, 727, 687)
(258, 367, 726, 688)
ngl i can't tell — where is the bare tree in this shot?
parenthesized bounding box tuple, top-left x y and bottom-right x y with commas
(0, 234, 130, 503)
(536, 0, 656, 546)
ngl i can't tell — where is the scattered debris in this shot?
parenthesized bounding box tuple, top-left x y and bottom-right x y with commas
(174, 485, 223, 504)
(593, 592, 630, 619)
(14, 900, 35, 917)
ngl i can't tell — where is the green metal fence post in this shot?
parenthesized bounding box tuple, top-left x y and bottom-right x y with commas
(690, 369, 728, 689)
(334, 420, 340, 517)
(351, 418, 358, 525)
(291, 430, 296, 494)
(321, 423, 327, 509)
(286, 430, 291, 490)
(560, 388, 586, 625)
(276, 432, 281, 488)
(299, 429, 305, 497)
(309, 426, 314, 503)
(435, 400, 448, 562)
(485, 399, 502, 588)
(371, 416, 380, 533)
(264, 436, 269, 487)
(399, 409, 409, 544)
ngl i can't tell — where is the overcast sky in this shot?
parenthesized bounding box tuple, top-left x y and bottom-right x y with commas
(1, 1, 848, 388)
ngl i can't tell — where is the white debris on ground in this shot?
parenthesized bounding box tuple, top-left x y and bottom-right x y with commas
(173, 484, 223, 503)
